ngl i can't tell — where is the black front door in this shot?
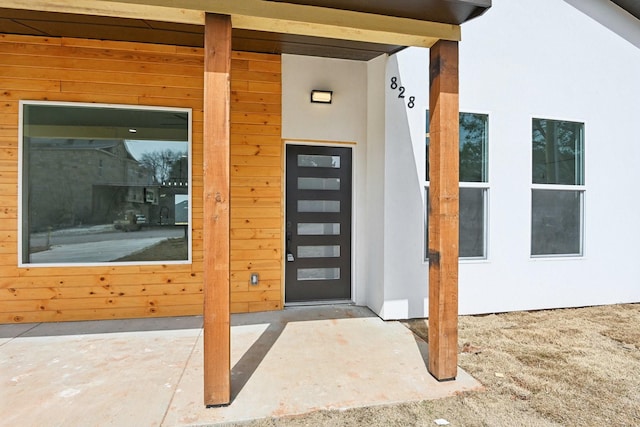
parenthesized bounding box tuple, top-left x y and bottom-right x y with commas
(285, 145, 352, 303)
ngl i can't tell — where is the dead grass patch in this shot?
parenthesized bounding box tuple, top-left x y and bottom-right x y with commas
(240, 303, 640, 427)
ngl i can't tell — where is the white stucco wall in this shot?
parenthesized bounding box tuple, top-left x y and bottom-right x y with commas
(378, 55, 430, 319)
(365, 55, 387, 314)
(382, 0, 640, 318)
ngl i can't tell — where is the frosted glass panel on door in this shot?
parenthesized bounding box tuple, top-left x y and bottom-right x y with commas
(298, 200, 340, 213)
(297, 155, 340, 168)
(298, 245, 340, 258)
(297, 268, 340, 281)
(297, 223, 340, 235)
(297, 177, 340, 190)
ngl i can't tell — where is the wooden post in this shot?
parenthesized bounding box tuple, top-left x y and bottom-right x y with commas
(203, 13, 232, 406)
(428, 39, 459, 381)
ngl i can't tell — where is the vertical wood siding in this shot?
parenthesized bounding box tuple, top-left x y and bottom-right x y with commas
(0, 34, 283, 323)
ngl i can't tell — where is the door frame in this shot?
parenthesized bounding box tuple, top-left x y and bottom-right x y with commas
(283, 140, 357, 306)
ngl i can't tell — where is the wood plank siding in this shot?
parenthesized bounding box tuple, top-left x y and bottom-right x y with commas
(0, 34, 282, 323)
(229, 50, 283, 314)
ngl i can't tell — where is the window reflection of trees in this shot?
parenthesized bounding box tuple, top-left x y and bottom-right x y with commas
(459, 113, 488, 183)
(532, 119, 583, 185)
(22, 103, 190, 264)
(531, 118, 584, 257)
(139, 149, 188, 184)
(425, 112, 488, 182)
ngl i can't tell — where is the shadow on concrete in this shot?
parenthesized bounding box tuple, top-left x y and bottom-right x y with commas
(230, 305, 376, 402)
(1, 304, 482, 426)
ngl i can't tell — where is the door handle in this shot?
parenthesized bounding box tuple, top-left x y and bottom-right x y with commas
(286, 231, 295, 262)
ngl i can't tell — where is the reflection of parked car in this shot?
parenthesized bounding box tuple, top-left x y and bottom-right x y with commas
(114, 211, 144, 232)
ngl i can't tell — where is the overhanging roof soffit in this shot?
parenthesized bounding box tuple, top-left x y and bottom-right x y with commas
(0, 0, 465, 47)
(611, 0, 640, 19)
(267, 0, 491, 25)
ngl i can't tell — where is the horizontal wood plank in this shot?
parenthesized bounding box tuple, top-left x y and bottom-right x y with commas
(0, 282, 204, 300)
(4, 292, 204, 312)
(230, 112, 281, 125)
(230, 134, 282, 145)
(249, 301, 281, 312)
(3, 304, 203, 323)
(232, 51, 281, 62)
(231, 197, 282, 207)
(0, 41, 204, 67)
(230, 144, 282, 157)
(231, 102, 281, 114)
(0, 66, 204, 88)
(230, 259, 281, 271)
(231, 228, 281, 239)
(231, 218, 282, 229)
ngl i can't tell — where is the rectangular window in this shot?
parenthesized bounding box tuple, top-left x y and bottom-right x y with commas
(425, 111, 489, 259)
(531, 118, 584, 257)
(531, 190, 582, 255)
(532, 119, 583, 185)
(20, 101, 191, 265)
(459, 187, 487, 258)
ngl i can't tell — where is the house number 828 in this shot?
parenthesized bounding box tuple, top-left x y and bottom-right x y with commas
(390, 77, 415, 109)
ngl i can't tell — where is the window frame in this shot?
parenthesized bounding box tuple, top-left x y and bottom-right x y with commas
(530, 116, 585, 258)
(424, 110, 490, 261)
(18, 100, 193, 267)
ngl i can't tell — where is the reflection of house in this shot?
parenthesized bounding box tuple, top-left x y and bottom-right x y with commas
(175, 200, 188, 224)
(28, 138, 153, 230)
(153, 187, 188, 226)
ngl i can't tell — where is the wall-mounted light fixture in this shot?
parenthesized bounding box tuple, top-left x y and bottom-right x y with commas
(310, 90, 332, 104)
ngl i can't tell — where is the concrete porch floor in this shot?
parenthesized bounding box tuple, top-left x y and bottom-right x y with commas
(0, 305, 481, 426)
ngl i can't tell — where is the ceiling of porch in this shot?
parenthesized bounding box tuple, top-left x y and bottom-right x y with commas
(0, 0, 491, 61)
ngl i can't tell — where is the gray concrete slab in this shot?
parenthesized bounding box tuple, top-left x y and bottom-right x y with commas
(1, 319, 201, 427)
(0, 322, 38, 345)
(0, 306, 482, 426)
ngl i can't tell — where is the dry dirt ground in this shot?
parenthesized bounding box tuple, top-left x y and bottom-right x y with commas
(228, 303, 640, 427)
